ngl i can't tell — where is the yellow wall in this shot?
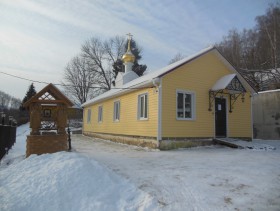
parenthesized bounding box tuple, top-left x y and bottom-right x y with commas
(228, 93, 252, 137)
(161, 51, 252, 138)
(83, 88, 158, 137)
(83, 51, 252, 140)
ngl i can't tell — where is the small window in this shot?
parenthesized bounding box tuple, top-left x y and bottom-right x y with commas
(98, 106, 103, 122)
(176, 90, 195, 120)
(114, 101, 120, 121)
(87, 109, 91, 123)
(138, 93, 148, 120)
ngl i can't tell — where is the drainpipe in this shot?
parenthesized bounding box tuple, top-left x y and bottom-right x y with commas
(251, 93, 256, 140)
(153, 78, 162, 147)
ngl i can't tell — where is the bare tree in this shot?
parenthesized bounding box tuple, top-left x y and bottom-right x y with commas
(63, 56, 97, 105)
(0, 91, 11, 110)
(10, 97, 21, 109)
(168, 53, 185, 64)
(0, 90, 29, 124)
(81, 36, 147, 89)
(63, 35, 147, 100)
(217, 4, 280, 70)
(216, 4, 280, 91)
(81, 37, 116, 91)
(256, 5, 280, 70)
(216, 29, 243, 68)
(103, 35, 126, 63)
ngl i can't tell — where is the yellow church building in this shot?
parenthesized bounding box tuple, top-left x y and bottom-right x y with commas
(82, 36, 256, 149)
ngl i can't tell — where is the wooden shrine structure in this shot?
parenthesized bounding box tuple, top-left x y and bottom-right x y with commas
(24, 83, 74, 157)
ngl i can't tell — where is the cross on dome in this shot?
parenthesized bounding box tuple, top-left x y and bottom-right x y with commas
(122, 33, 135, 63)
(126, 33, 133, 51)
(126, 33, 133, 40)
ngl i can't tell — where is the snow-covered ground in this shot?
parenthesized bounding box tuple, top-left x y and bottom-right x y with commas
(1, 123, 280, 211)
(0, 124, 156, 211)
(71, 136, 280, 211)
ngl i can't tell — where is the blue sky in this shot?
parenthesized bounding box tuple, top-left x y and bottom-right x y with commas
(0, 0, 276, 99)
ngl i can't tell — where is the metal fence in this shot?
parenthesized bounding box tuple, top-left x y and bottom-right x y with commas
(0, 113, 17, 160)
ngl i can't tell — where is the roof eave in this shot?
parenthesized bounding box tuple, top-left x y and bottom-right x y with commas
(82, 80, 154, 108)
(23, 83, 74, 108)
(213, 49, 257, 94)
(158, 46, 215, 78)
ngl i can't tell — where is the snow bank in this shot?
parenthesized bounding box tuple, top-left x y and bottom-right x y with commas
(0, 124, 157, 210)
(0, 152, 156, 211)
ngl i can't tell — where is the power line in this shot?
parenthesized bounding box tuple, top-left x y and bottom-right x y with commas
(0, 71, 148, 90)
(0, 71, 104, 89)
(1, 71, 53, 85)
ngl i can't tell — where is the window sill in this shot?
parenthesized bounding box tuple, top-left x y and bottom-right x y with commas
(176, 117, 195, 121)
(139, 118, 148, 121)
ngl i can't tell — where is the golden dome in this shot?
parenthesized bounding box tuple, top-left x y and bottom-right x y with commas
(122, 51, 135, 63)
(122, 34, 135, 63)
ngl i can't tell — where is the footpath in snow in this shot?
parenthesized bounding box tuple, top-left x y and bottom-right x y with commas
(0, 124, 157, 211)
(1, 123, 280, 211)
(72, 135, 280, 211)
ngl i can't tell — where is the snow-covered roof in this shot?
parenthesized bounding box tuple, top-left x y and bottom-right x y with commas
(211, 74, 236, 91)
(71, 104, 83, 109)
(82, 45, 255, 107)
(82, 46, 215, 107)
(257, 89, 280, 94)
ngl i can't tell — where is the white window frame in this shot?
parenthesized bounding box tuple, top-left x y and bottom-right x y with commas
(138, 93, 148, 120)
(176, 89, 196, 120)
(98, 105, 103, 123)
(87, 109, 91, 124)
(113, 100, 120, 122)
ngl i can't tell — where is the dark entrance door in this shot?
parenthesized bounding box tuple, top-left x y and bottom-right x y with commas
(215, 98, 227, 137)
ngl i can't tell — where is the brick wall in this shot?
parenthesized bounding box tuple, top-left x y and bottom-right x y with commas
(26, 134, 68, 157)
(83, 131, 158, 148)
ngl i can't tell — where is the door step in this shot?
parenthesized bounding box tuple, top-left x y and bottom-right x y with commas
(213, 138, 249, 149)
(213, 138, 276, 150)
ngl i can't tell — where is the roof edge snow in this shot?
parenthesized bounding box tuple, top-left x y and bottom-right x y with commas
(256, 89, 280, 94)
(82, 46, 215, 107)
(211, 74, 236, 91)
(82, 45, 256, 108)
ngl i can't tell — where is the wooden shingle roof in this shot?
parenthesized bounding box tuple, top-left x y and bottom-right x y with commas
(23, 83, 73, 108)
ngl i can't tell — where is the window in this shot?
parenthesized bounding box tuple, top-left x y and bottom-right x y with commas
(98, 106, 103, 122)
(176, 90, 195, 120)
(87, 109, 91, 123)
(138, 93, 148, 120)
(113, 101, 120, 121)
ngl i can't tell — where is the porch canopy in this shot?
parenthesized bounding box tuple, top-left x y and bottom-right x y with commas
(209, 74, 246, 112)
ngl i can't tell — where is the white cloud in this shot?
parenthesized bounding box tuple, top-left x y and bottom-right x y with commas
(0, 0, 273, 98)
(0, 26, 76, 73)
(1, 0, 93, 31)
(1, 0, 221, 62)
